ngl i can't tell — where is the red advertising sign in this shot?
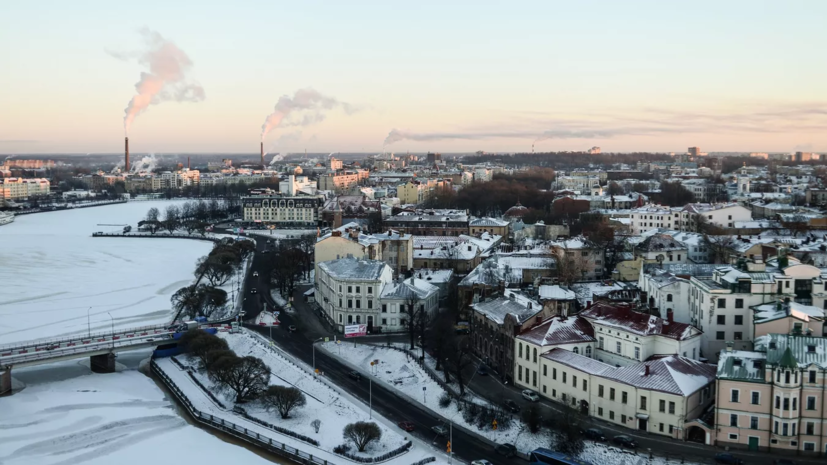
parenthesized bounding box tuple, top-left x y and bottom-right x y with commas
(344, 324, 367, 338)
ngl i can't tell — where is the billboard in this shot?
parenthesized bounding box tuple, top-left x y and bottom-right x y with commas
(344, 324, 367, 338)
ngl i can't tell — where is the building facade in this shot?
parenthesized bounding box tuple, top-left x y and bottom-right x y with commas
(242, 194, 324, 227)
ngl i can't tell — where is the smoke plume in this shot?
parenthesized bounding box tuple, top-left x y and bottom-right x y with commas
(261, 88, 356, 141)
(112, 29, 205, 134)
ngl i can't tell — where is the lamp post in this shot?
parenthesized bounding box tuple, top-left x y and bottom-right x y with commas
(87, 307, 92, 339)
(106, 312, 115, 349)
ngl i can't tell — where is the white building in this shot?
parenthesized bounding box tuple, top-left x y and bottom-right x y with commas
(279, 175, 317, 195)
(0, 177, 50, 200)
(242, 194, 324, 227)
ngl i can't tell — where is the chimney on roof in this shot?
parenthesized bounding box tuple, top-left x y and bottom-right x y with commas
(644, 365, 650, 376)
(332, 230, 342, 237)
(666, 309, 674, 323)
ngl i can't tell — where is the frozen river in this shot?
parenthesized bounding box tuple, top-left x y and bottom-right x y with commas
(0, 201, 212, 345)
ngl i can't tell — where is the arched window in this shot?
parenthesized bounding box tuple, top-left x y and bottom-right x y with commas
(518, 343, 523, 358)
(585, 346, 592, 357)
(573, 347, 579, 355)
(666, 294, 673, 302)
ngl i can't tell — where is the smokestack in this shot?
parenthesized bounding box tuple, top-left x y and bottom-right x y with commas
(260, 142, 264, 166)
(187, 156, 190, 169)
(125, 137, 130, 173)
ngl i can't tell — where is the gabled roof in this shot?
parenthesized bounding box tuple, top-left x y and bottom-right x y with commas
(580, 303, 698, 340)
(380, 277, 439, 300)
(318, 258, 390, 281)
(471, 290, 541, 325)
(517, 316, 595, 347)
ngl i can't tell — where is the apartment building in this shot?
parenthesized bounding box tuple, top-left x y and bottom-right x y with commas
(716, 334, 827, 453)
(469, 217, 510, 237)
(384, 209, 470, 236)
(0, 177, 51, 200)
(314, 223, 413, 279)
(531, 349, 715, 439)
(630, 204, 753, 235)
(318, 170, 368, 192)
(242, 194, 323, 227)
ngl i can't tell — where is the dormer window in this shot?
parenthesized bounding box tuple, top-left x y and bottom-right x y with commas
(808, 345, 816, 353)
(754, 361, 763, 370)
(770, 342, 777, 349)
(733, 359, 743, 367)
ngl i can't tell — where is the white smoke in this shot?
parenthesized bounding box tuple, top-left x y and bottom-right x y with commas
(131, 154, 158, 174)
(268, 153, 284, 165)
(110, 29, 205, 134)
(261, 88, 357, 141)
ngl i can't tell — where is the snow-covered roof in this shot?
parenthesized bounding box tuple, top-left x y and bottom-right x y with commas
(470, 217, 509, 227)
(380, 276, 439, 301)
(753, 301, 825, 324)
(543, 349, 716, 396)
(537, 285, 576, 301)
(517, 316, 595, 347)
(471, 290, 541, 325)
(636, 234, 688, 253)
(580, 303, 699, 341)
(318, 258, 390, 281)
(410, 268, 454, 284)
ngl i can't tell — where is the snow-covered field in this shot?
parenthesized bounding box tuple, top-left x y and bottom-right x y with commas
(0, 352, 274, 465)
(0, 201, 212, 344)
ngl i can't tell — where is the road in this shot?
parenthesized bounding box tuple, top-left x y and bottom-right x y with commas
(229, 233, 827, 465)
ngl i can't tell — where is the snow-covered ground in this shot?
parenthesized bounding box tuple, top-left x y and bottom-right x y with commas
(162, 330, 447, 464)
(320, 343, 706, 465)
(245, 228, 316, 240)
(252, 310, 279, 326)
(0, 201, 212, 345)
(0, 351, 274, 465)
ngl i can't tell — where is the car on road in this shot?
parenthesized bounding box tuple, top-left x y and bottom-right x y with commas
(288, 325, 297, 332)
(581, 427, 606, 441)
(495, 443, 517, 457)
(476, 365, 488, 376)
(253, 271, 259, 277)
(250, 288, 257, 294)
(714, 453, 743, 465)
(612, 435, 638, 449)
(471, 461, 492, 465)
(348, 370, 362, 381)
(431, 425, 448, 436)
(773, 461, 796, 465)
(521, 389, 539, 402)
(397, 421, 415, 432)
(504, 399, 521, 413)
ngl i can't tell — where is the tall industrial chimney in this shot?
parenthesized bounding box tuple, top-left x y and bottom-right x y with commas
(187, 156, 190, 169)
(124, 137, 130, 173)
(260, 142, 264, 167)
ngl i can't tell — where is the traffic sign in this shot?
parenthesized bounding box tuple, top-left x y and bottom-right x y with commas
(492, 419, 498, 430)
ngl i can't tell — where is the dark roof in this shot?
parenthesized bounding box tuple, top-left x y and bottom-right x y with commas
(580, 302, 698, 340)
(516, 316, 595, 347)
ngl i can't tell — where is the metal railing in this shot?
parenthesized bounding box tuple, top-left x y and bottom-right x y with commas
(0, 324, 171, 353)
(92, 231, 220, 242)
(151, 360, 332, 465)
(1, 334, 173, 366)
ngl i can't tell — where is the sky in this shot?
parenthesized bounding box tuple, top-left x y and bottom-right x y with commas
(1, 1, 826, 155)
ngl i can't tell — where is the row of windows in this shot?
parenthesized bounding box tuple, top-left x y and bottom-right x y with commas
(337, 313, 405, 327)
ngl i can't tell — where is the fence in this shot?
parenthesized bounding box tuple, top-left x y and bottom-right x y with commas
(151, 360, 332, 465)
(92, 231, 220, 242)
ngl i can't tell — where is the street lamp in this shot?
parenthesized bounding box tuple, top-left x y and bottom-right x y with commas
(106, 312, 115, 349)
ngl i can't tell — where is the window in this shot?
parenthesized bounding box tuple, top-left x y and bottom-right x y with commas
(804, 443, 815, 452)
(355, 300, 361, 309)
(793, 398, 797, 411)
(809, 371, 817, 383)
(774, 421, 779, 434)
(598, 337, 604, 349)
(616, 341, 622, 353)
(518, 366, 522, 381)
(519, 344, 523, 358)
(734, 315, 743, 324)
(785, 371, 791, 384)
(533, 348, 537, 363)
(573, 347, 579, 355)
(598, 407, 603, 416)
(734, 332, 742, 341)
(339, 298, 343, 307)
(716, 331, 725, 340)
(735, 299, 744, 309)
(640, 396, 647, 410)
(609, 411, 615, 420)
(718, 299, 726, 309)
(347, 299, 353, 308)
(348, 285, 352, 293)
(382, 318, 387, 325)
(622, 392, 628, 404)
(355, 286, 361, 294)
(621, 414, 627, 424)
(583, 380, 587, 392)
(717, 315, 726, 325)
(808, 396, 816, 410)
(367, 300, 373, 309)
(728, 433, 738, 440)
(750, 417, 758, 430)
(669, 425, 674, 434)
(552, 389, 557, 398)
(382, 304, 387, 313)
(659, 399, 666, 412)
(347, 315, 353, 324)
(610, 388, 616, 401)
(807, 422, 815, 435)
(751, 391, 760, 405)
(367, 286, 372, 294)
(783, 423, 789, 436)
(563, 372, 567, 383)
(667, 294, 673, 302)
(543, 365, 547, 376)
(599, 385, 604, 397)
(553, 368, 557, 380)
(586, 346, 592, 357)
(635, 347, 640, 360)
(783, 398, 790, 410)
(542, 385, 547, 393)
(775, 396, 780, 409)
(533, 371, 537, 387)
(669, 401, 675, 414)
(730, 414, 738, 427)
(731, 390, 740, 403)
(659, 423, 664, 432)
(573, 375, 577, 387)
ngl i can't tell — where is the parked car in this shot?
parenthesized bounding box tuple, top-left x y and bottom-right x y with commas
(612, 435, 638, 448)
(252, 271, 259, 277)
(521, 389, 539, 402)
(476, 365, 488, 376)
(581, 428, 606, 441)
(431, 425, 448, 436)
(250, 288, 257, 294)
(495, 444, 517, 457)
(715, 453, 743, 465)
(504, 399, 521, 413)
(348, 370, 362, 381)
(397, 421, 415, 432)
(471, 461, 492, 465)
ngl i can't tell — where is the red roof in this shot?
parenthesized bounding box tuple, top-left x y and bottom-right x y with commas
(580, 302, 698, 341)
(516, 315, 595, 347)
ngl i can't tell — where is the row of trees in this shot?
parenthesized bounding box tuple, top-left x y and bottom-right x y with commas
(140, 201, 226, 235)
(267, 236, 315, 297)
(170, 240, 255, 319)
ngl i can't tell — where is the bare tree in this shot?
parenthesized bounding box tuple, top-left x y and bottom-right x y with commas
(188, 334, 230, 367)
(343, 422, 382, 452)
(260, 385, 307, 419)
(553, 245, 590, 287)
(163, 204, 181, 233)
(208, 355, 270, 403)
(704, 235, 739, 264)
(446, 336, 475, 396)
(552, 404, 585, 455)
